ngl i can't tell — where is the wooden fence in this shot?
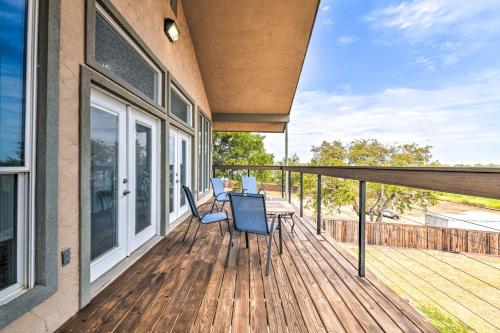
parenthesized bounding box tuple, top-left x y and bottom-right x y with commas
(322, 219, 500, 256)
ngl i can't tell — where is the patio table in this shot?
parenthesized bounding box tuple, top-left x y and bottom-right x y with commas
(265, 199, 296, 254)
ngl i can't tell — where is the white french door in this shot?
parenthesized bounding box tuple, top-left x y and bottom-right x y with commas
(127, 108, 159, 253)
(89, 89, 159, 282)
(169, 128, 191, 223)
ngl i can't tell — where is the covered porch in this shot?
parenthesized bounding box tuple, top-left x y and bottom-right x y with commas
(57, 203, 436, 333)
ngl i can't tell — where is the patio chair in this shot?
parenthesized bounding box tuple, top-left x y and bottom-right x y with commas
(225, 192, 277, 275)
(210, 177, 230, 212)
(241, 176, 266, 196)
(182, 185, 230, 252)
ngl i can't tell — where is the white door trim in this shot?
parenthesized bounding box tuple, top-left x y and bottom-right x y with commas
(127, 107, 160, 254)
(169, 127, 192, 223)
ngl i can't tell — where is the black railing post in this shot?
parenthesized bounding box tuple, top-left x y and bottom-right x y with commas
(358, 180, 366, 277)
(300, 172, 304, 217)
(288, 170, 292, 203)
(317, 174, 321, 234)
(281, 168, 285, 198)
(247, 169, 250, 177)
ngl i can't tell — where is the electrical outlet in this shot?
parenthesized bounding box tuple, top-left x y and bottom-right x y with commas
(61, 248, 71, 267)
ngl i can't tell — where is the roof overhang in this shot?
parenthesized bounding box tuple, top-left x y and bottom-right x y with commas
(182, 0, 319, 133)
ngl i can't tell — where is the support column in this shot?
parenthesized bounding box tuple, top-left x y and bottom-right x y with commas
(358, 180, 366, 277)
(300, 172, 304, 217)
(317, 175, 321, 234)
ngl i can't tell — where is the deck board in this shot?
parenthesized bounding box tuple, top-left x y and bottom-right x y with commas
(57, 206, 438, 333)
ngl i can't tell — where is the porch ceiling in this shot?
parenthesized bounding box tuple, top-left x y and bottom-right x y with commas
(182, 0, 319, 133)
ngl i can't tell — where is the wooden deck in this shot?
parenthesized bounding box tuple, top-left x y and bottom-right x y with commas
(58, 206, 438, 333)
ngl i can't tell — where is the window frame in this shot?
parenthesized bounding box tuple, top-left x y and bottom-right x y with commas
(169, 83, 194, 128)
(198, 109, 211, 195)
(0, 0, 38, 305)
(86, 0, 167, 110)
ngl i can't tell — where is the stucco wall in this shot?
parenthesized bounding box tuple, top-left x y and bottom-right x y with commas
(3, 0, 210, 332)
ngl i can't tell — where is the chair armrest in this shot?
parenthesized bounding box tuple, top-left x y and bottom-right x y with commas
(197, 202, 214, 209)
(242, 188, 248, 193)
(258, 188, 266, 197)
(215, 192, 227, 201)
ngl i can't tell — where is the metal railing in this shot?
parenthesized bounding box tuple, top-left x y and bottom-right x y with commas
(213, 164, 500, 277)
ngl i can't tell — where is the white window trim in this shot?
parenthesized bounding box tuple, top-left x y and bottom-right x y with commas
(170, 84, 193, 127)
(95, 3, 163, 105)
(198, 113, 210, 194)
(0, 0, 38, 304)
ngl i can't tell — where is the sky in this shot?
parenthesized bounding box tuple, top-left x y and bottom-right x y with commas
(264, 0, 500, 165)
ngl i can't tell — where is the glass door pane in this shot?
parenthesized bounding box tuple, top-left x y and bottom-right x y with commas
(179, 138, 187, 207)
(134, 124, 152, 234)
(90, 107, 119, 260)
(0, 175, 16, 291)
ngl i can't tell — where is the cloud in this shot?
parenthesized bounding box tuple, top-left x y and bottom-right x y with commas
(264, 70, 500, 165)
(338, 35, 359, 45)
(321, 4, 330, 11)
(323, 18, 334, 26)
(365, 0, 500, 70)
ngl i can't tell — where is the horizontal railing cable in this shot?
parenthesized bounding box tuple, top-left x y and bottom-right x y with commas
(364, 251, 475, 332)
(384, 245, 500, 308)
(365, 258, 458, 332)
(369, 247, 500, 331)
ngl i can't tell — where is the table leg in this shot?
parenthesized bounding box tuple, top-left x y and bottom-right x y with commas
(279, 214, 283, 254)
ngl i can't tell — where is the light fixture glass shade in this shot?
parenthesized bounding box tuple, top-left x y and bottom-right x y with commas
(164, 18, 180, 42)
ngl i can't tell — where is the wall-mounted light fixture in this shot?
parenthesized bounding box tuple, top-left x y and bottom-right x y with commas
(164, 18, 180, 42)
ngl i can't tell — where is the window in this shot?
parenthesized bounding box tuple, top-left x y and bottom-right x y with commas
(94, 5, 162, 104)
(0, 0, 36, 303)
(170, 85, 193, 126)
(198, 113, 211, 193)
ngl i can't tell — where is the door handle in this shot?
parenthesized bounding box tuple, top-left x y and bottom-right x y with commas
(123, 189, 131, 195)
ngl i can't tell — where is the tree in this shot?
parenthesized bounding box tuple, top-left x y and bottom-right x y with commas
(307, 139, 438, 221)
(213, 132, 275, 182)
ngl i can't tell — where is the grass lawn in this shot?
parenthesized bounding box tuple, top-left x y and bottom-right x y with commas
(438, 193, 500, 210)
(339, 243, 500, 333)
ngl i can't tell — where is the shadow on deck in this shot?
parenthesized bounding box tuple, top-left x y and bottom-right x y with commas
(57, 204, 437, 333)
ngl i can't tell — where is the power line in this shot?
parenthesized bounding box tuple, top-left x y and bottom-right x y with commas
(410, 206, 500, 232)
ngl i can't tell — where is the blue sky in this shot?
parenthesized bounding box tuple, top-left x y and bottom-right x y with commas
(265, 0, 500, 165)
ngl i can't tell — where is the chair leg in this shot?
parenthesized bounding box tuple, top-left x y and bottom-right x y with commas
(188, 222, 201, 253)
(210, 199, 217, 213)
(183, 216, 194, 242)
(218, 221, 223, 236)
(265, 230, 274, 276)
(224, 227, 234, 267)
(220, 201, 226, 212)
(245, 232, 249, 249)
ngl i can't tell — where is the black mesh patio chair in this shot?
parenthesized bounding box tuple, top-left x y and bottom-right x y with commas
(225, 192, 278, 275)
(182, 185, 230, 252)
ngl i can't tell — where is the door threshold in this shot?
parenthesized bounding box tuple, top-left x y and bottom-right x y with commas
(89, 235, 163, 300)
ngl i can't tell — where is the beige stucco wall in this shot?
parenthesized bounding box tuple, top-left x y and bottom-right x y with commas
(3, 0, 210, 332)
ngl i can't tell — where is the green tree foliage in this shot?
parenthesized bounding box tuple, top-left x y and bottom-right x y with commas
(306, 139, 438, 221)
(213, 132, 275, 182)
